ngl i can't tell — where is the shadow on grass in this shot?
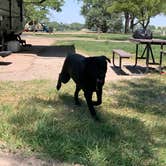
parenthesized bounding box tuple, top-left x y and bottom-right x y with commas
(0, 61, 12, 66)
(110, 77, 166, 117)
(111, 65, 161, 75)
(110, 66, 129, 75)
(19, 45, 75, 57)
(8, 90, 159, 165)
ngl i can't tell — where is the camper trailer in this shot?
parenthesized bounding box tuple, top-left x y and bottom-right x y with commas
(0, 0, 24, 53)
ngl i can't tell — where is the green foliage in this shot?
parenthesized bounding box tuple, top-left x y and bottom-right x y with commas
(107, 0, 164, 30)
(80, 0, 123, 33)
(56, 40, 135, 57)
(36, 32, 131, 40)
(46, 22, 85, 31)
(24, 0, 64, 23)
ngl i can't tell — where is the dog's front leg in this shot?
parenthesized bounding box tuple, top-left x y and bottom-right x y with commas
(93, 88, 102, 106)
(56, 74, 62, 90)
(74, 85, 81, 105)
(84, 91, 98, 120)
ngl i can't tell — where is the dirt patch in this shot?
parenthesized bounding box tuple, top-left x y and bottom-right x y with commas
(0, 151, 77, 166)
(0, 33, 146, 81)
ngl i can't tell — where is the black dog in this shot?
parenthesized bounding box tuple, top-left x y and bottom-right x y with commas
(57, 53, 110, 120)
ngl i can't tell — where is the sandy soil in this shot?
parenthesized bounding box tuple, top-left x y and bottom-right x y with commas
(0, 151, 69, 166)
(0, 33, 148, 165)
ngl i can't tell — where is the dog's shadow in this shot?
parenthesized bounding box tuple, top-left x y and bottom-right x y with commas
(0, 61, 12, 65)
(30, 93, 87, 112)
(58, 93, 87, 110)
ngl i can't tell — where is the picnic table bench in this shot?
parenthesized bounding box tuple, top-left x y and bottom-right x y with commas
(0, 51, 12, 57)
(112, 49, 132, 69)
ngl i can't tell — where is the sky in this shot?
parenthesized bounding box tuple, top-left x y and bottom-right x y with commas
(49, 0, 166, 27)
(150, 14, 166, 27)
(49, 0, 85, 24)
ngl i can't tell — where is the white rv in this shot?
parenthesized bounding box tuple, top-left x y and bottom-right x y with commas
(0, 0, 24, 53)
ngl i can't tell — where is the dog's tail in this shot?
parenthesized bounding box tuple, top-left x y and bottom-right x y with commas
(101, 55, 111, 63)
(103, 56, 111, 63)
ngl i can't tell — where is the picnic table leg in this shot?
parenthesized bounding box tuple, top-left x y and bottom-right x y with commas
(141, 45, 147, 58)
(145, 43, 150, 72)
(119, 57, 122, 69)
(134, 44, 139, 67)
(159, 44, 164, 73)
(149, 45, 155, 64)
(159, 51, 163, 73)
(112, 51, 116, 67)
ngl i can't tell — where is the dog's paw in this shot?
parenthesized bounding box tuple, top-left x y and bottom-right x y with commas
(92, 101, 102, 106)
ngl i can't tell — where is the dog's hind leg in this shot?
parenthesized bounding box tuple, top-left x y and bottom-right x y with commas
(74, 85, 81, 105)
(84, 91, 99, 120)
(93, 88, 102, 106)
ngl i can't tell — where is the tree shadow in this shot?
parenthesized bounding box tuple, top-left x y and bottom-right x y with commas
(125, 65, 147, 74)
(110, 66, 129, 75)
(111, 78, 166, 117)
(19, 44, 76, 57)
(0, 61, 12, 66)
(8, 91, 159, 165)
(111, 65, 160, 75)
(125, 65, 160, 74)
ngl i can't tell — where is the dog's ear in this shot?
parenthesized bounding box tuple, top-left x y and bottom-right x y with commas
(103, 56, 111, 63)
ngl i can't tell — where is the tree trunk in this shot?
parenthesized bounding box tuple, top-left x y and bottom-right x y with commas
(124, 12, 130, 34)
(130, 18, 135, 32)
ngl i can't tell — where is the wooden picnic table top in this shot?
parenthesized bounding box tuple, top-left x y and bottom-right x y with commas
(129, 38, 166, 45)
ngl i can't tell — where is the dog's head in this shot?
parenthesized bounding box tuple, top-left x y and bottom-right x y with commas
(95, 56, 110, 88)
(84, 56, 110, 90)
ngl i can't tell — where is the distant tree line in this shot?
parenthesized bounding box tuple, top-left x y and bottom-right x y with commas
(79, 0, 166, 33)
(24, 0, 166, 33)
(47, 22, 85, 31)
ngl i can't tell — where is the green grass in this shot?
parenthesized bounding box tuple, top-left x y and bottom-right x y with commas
(55, 40, 136, 57)
(33, 31, 166, 41)
(34, 32, 131, 41)
(55, 40, 165, 63)
(32, 32, 166, 64)
(0, 76, 166, 166)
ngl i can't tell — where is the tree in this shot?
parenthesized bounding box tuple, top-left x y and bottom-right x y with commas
(107, 0, 134, 33)
(108, 0, 165, 33)
(81, 0, 109, 32)
(24, 0, 64, 25)
(80, 0, 123, 33)
(134, 0, 163, 30)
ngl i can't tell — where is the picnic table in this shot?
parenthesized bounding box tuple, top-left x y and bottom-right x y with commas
(130, 38, 166, 72)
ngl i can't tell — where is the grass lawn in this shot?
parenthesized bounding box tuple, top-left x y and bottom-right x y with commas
(55, 40, 166, 65)
(34, 32, 132, 41)
(32, 32, 166, 64)
(33, 32, 166, 40)
(0, 76, 166, 166)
